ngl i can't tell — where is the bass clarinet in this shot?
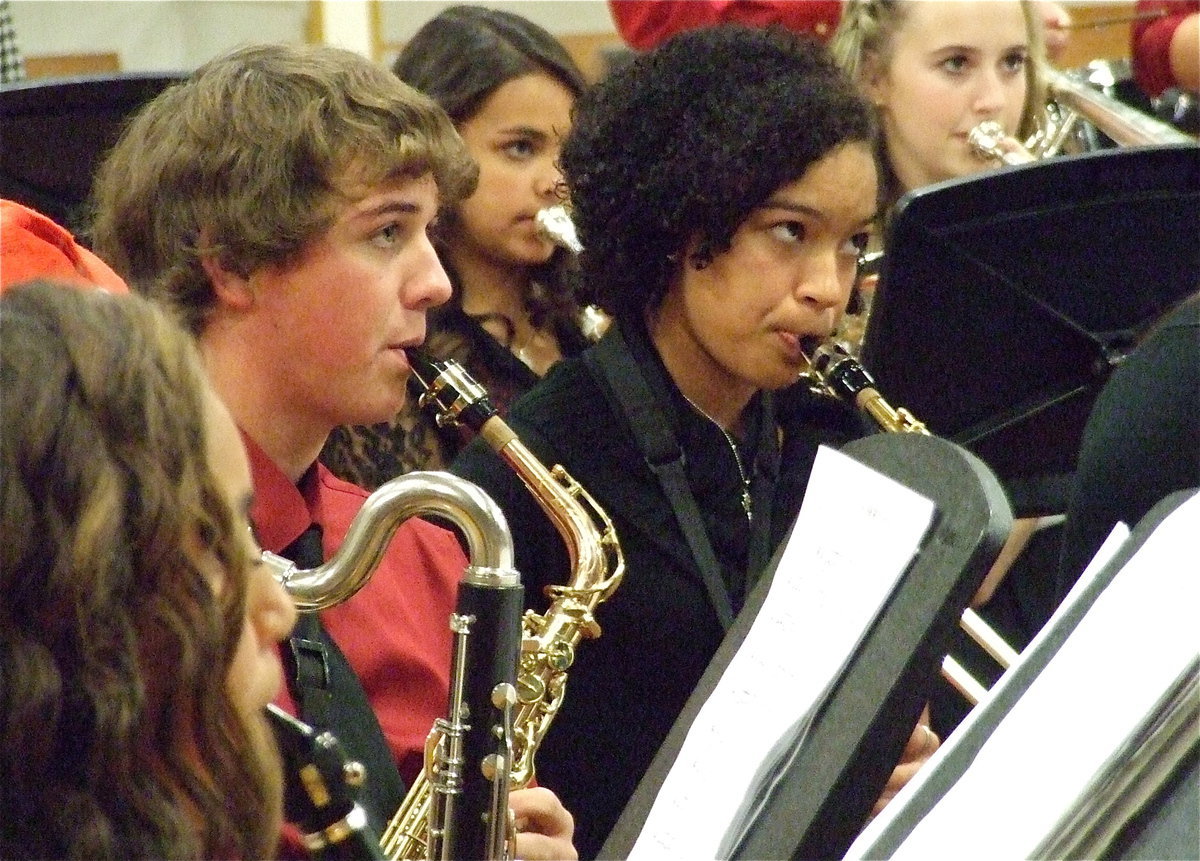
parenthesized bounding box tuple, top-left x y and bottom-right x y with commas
(379, 351, 626, 860)
(261, 470, 525, 859)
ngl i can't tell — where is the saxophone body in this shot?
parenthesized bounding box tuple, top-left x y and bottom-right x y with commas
(380, 352, 626, 860)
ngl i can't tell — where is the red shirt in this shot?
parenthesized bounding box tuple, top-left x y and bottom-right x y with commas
(1, 199, 129, 294)
(1132, 0, 1200, 97)
(247, 435, 465, 785)
(608, 0, 843, 50)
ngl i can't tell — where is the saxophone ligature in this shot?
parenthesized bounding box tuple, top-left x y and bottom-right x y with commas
(379, 351, 626, 860)
(801, 341, 1020, 706)
(261, 471, 524, 860)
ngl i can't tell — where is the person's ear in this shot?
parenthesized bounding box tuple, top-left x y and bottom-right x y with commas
(200, 252, 256, 311)
(860, 51, 889, 107)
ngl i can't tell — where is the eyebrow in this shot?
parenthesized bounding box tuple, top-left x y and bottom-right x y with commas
(759, 199, 878, 228)
(499, 124, 550, 139)
(240, 491, 255, 518)
(353, 200, 422, 220)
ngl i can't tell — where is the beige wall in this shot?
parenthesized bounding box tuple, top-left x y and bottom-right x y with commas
(9, 0, 621, 77)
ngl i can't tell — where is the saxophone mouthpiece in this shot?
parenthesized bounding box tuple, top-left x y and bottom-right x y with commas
(405, 349, 497, 432)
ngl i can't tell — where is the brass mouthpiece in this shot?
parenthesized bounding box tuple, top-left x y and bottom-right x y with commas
(968, 121, 1035, 166)
(535, 205, 582, 254)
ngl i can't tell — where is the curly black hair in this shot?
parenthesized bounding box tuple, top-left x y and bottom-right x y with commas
(561, 24, 877, 319)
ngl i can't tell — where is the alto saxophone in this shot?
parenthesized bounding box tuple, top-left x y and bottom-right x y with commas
(261, 471, 521, 859)
(380, 351, 626, 860)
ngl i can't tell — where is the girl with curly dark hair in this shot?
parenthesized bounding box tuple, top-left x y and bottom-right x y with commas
(0, 281, 297, 860)
(323, 5, 598, 487)
(453, 24, 939, 858)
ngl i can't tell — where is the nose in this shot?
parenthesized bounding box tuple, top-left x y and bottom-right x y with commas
(972, 66, 1009, 117)
(252, 561, 298, 644)
(535, 154, 564, 201)
(795, 246, 853, 314)
(403, 231, 453, 311)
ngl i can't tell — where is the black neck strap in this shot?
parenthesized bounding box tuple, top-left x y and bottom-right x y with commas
(583, 324, 777, 631)
(280, 523, 407, 837)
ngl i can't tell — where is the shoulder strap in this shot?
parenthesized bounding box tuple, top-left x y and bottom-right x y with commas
(584, 329, 735, 631)
(280, 525, 407, 837)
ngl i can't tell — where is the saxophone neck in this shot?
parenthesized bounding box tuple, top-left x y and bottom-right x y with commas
(805, 341, 930, 436)
(272, 471, 515, 611)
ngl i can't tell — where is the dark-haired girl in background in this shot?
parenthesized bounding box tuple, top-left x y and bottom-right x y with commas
(324, 5, 598, 487)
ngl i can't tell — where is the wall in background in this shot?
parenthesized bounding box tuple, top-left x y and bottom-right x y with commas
(8, 0, 620, 77)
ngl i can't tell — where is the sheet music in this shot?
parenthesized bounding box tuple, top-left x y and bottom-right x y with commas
(844, 518, 1133, 858)
(887, 492, 1199, 860)
(627, 445, 936, 860)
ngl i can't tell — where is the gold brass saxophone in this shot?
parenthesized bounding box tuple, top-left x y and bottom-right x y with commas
(801, 342, 1020, 706)
(379, 351, 626, 860)
(259, 471, 520, 859)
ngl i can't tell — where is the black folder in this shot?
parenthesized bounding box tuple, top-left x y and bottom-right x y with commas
(851, 488, 1199, 860)
(600, 432, 1011, 860)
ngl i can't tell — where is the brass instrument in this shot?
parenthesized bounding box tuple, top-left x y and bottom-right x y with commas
(380, 352, 626, 860)
(970, 66, 1194, 165)
(535, 204, 611, 343)
(261, 471, 520, 859)
(803, 342, 1019, 706)
(534, 204, 582, 255)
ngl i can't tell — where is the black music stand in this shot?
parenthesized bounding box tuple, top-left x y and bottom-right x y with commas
(600, 432, 1011, 860)
(860, 144, 1200, 511)
(0, 73, 183, 237)
(849, 489, 1199, 861)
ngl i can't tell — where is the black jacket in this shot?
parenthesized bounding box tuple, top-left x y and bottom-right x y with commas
(451, 317, 861, 858)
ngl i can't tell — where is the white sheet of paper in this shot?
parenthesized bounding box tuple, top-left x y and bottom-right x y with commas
(844, 517, 1134, 858)
(887, 491, 1199, 860)
(627, 445, 936, 860)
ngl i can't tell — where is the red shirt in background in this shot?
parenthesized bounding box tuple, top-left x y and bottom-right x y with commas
(1, 199, 128, 293)
(608, 0, 843, 50)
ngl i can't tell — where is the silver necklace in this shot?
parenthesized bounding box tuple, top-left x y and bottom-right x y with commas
(681, 393, 752, 524)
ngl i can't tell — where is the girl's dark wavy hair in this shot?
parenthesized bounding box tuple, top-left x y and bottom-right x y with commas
(0, 282, 279, 859)
(560, 24, 878, 319)
(393, 4, 590, 330)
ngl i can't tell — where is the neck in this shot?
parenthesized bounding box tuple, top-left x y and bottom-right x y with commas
(646, 301, 755, 433)
(446, 243, 530, 326)
(199, 325, 327, 483)
(446, 243, 564, 376)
